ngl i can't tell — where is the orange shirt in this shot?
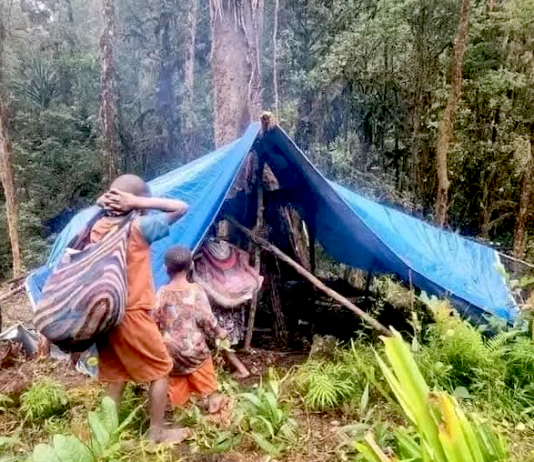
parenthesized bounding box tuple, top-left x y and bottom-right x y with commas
(90, 215, 168, 311)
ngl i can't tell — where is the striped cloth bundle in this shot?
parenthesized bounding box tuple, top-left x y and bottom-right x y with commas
(34, 212, 135, 352)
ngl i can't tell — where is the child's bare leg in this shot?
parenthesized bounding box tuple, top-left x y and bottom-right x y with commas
(225, 351, 250, 379)
(149, 377, 190, 444)
(105, 383, 126, 406)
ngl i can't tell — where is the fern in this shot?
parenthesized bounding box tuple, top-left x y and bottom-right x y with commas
(486, 330, 519, 356)
(304, 366, 354, 410)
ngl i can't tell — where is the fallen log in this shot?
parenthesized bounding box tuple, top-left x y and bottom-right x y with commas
(227, 217, 392, 337)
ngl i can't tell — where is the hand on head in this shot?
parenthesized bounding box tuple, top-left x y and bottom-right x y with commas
(100, 189, 138, 214)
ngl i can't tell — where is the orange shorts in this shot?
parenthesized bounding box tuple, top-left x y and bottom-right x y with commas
(97, 309, 172, 383)
(168, 357, 218, 407)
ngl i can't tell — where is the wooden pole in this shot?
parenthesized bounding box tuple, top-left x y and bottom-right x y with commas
(308, 220, 316, 274)
(244, 160, 265, 350)
(228, 217, 392, 337)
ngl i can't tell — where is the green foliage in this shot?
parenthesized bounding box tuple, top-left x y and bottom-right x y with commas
(118, 385, 148, 433)
(178, 405, 241, 454)
(291, 340, 379, 413)
(239, 370, 298, 456)
(26, 396, 140, 462)
(21, 381, 69, 422)
(0, 393, 14, 412)
(293, 361, 355, 410)
(356, 329, 509, 462)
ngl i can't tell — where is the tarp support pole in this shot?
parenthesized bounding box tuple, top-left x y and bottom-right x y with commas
(308, 220, 316, 274)
(228, 217, 392, 338)
(245, 158, 265, 350)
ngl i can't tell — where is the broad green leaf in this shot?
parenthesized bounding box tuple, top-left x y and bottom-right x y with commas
(98, 397, 119, 435)
(250, 432, 282, 457)
(0, 436, 23, 449)
(355, 442, 391, 462)
(31, 443, 61, 462)
(452, 387, 471, 400)
(52, 435, 94, 462)
(241, 393, 263, 408)
(88, 412, 110, 454)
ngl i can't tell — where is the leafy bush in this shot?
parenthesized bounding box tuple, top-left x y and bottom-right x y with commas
(21, 381, 69, 422)
(356, 329, 509, 462)
(412, 294, 534, 420)
(118, 384, 148, 432)
(239, 370, 298, 457)
(28, 396, 139, 462)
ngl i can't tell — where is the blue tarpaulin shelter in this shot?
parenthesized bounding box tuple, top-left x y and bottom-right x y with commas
(26, 123, 518, 324)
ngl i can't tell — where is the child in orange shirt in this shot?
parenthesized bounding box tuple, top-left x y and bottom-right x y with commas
(153, 246, 226, 411)
(94, 174, 189, 443)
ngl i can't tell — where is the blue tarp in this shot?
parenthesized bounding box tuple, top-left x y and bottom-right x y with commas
(26, 123, 519, 323)
(26, 123, 259, 306)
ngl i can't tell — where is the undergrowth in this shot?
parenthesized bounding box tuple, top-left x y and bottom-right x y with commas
(3, 282, 534, 461)
(20, 380, 69, 422)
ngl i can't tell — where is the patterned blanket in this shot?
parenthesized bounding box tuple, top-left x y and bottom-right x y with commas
(193, 239, 263, 309)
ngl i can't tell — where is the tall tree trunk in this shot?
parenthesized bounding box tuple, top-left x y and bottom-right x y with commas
(182, 0, 199, 160)
(272, 0, 280, 116)
(0, 19, 22, 276)
(100, 0, 118, 185)
(434, 0, 473, 227)
(210, 0, 263, 148)
(513, 138, 534, 265)
(156, 1, 179, 164)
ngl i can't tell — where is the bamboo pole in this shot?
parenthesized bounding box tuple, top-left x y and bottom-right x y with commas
(228, 217, 392, 337)
(244, 160, 265, 350)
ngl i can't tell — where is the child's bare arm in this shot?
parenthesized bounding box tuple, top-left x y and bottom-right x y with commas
(103, 189, 188, 224)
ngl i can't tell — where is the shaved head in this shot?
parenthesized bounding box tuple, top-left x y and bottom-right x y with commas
(110, 174, 150, 197)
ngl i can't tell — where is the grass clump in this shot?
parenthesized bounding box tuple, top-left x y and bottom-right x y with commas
(20, 380, 68, 422)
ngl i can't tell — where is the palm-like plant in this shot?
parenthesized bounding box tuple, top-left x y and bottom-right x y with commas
(13, 58, 58, 109)
(356, 329, 508, 462)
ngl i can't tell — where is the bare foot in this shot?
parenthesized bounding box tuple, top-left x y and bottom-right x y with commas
(149, 427, 191, 444)
(231, 369, 250, 379)
(208, 393, 225, 414)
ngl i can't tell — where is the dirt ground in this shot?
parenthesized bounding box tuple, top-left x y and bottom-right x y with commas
(1, 289, 34, 329)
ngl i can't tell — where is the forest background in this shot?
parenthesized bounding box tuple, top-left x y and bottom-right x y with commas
(0, 0, 533, 280)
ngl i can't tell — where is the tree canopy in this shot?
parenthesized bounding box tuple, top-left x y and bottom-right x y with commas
(0, 0, 533, 279)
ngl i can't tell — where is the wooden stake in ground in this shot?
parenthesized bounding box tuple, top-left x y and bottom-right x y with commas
(244, 160, 265, 350)
(434, 0, 473, 227)
(228, 217, 392, 338)
(0, 18, 22, 277)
